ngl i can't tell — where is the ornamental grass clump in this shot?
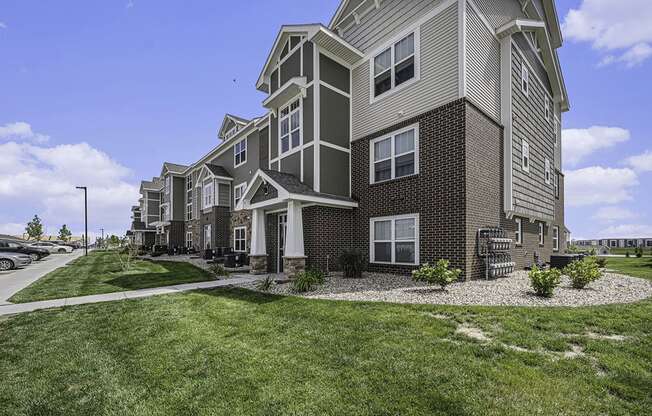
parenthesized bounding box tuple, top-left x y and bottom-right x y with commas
(529, 266, 562, 298)
(564, 257, 603, 289)
(291, 269, 325, 293)
(339, 249, 366, 278)
(412, 260, 462, 291)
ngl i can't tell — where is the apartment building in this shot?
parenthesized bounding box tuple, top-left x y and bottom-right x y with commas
(575, 238, 652, 249)
(130, 0, 569, 279)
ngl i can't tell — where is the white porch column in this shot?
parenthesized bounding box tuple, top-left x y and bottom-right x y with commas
(284, 199, 305, 257)
(250, 208, 266, 256)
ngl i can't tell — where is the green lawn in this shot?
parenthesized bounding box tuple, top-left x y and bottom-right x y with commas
(9, 251, 215, 303)
(600, 256, 652, 281)
(604, 247, 652, 256)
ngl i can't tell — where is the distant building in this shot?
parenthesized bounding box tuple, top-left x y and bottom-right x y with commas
(573, 238, 652, 249)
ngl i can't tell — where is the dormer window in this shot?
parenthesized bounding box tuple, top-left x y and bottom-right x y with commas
(373, 32, 418, 99)
(224, 126, 238, 140)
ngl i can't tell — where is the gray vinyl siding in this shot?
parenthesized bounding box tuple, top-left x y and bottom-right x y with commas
(511, 44, 555, 221)
(513, 33, 550, 92)
(259, 126, 269, 167)
(465, 2, 500, 121)
(303, 86, 314, 143)
(340, 0, 445, 53)
(172, 176, 185, 221)
(270, 161, 279, 171)
(280, 49, 301, 85)
(320, 53, 350, 93)
(472, 0, 526, 29)
(351, 2, 458, 140)
(270, 69, 279, 94)
(320, 85, 350, 148)
(303, 42, 314, 82)
(270, 116, 278, 160)
(320, 146, 349, 197)
(303, 146, 314, 188)
(280, 151, 301, 180)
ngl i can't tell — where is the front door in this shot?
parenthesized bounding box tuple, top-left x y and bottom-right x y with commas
(278, 213, 287, 273)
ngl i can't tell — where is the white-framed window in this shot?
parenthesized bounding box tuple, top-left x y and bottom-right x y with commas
(224, 126, 238, 140)
(521, 64, 529, 96)
(372, 31, 419, 100)
(279, 99, 301, 155)
(553, 226, 559, 252)
(370, 214, 419, 265)
(545, 96, 550, 121)
(234, 138, 247, 167)
(522, 140, 530, 172)
(515, 218, 522, 246)
(234, 226, 247, 252)
(203, 224, 212, 249)
(370, 124, 419, 184)
(202, 179, 214, 210)
(164, 176, 170, 195)
(186, 231, 192, 248)
(538, 222, 545, 246)
(186, 175, 193, 221)
(545, 158, 551, 184)
(234, 183, 247, 207)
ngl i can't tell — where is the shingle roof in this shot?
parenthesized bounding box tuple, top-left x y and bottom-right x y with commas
(261, 169, 355, 203)
(163, 162, 189, 174)
(205, 164, 232, 178)
(141, 179, 163, 191)
(225, 114, 250, 125)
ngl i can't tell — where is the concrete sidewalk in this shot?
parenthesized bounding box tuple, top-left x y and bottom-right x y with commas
(0, 276, 259, 316)
(0, 250, 85, 303)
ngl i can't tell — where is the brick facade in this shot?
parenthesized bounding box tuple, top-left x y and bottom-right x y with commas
(303, 205, 354, 272)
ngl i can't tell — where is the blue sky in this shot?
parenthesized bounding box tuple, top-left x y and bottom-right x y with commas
(0, 0, 650, 240)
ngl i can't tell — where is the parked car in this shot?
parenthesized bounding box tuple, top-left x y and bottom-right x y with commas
(0, 239, 50, 261)
(0, 252, 32, 271)
(28, 242, 74, 254)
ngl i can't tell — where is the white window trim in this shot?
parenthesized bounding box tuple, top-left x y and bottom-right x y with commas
(521, 64, 529, 97)
(369, 214, 420, 265)
(234, 182, 247, 208)
(369, 28, 421, 104)
(369, 123, 420, 184)
(539, 222, 545, 246)
(545, 158, 551, 185)
(203, 224, 212, 250)
(278, 97, 303, 157)
(202, 179, 214, 210)
(554, 116, 560, 147)
(515, 218, 522, 246)
(553, 226, 559, 252)
(234, 137, 247, 168)
(186, 231, 192, 248)
(521, 140, 530, 172)
(233, 226, 247, 252)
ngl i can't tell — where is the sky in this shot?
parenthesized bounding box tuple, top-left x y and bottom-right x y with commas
(0, 0, 650, 241)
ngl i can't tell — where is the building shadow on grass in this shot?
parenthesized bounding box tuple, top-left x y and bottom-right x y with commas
(200, 286, 287, 305)
(105, 272, 214, 291)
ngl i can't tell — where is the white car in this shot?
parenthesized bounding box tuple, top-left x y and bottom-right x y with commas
(29, 242, 74, 254)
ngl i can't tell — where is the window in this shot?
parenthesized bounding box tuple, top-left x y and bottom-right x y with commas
(553, 226, 559, 251)
(373, 32, 417, 98)
(370, 125, 418, 183)
(515, 218, 522, 245)
(545, 159, 551, 184)
(545, 96, 551, 121)
(234, 138, 247, 167)
(370, 214, 419, 265)
(164, 176, 170, 195)
(522, 140, 530, 172)
(186, 232, 193, 248)
(202, 180, 214, 209)
(646, 240, 652, 247)
(521, 64, 529, 96)
(279, 99, 301, 154)
(224, 126, 238, 140)
(186, 175, 193, 221)
(538, 222, 545, 246)
(554, 172, 560, 199)
(234, 183, 247, 207)
(203, 224, 212, 249)
(234, 227, 247, 252)
(610, 240, 617, 248)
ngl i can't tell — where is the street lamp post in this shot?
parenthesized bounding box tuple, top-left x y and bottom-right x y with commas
(76, 186, 88, 256)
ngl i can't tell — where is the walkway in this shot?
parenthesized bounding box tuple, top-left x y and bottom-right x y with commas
(0, 250, 85, 304)
(0, 276, 259, 316)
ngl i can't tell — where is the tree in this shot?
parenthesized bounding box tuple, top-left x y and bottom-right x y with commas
(58, 224, 72, 242)
(108, 235, 121, 247)
(25, 215, 44, 241)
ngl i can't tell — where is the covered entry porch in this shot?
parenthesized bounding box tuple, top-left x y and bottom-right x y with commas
(237, 169, 357, 277)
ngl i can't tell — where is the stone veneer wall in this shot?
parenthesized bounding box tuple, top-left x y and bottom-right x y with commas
(230, 210, 252, 252)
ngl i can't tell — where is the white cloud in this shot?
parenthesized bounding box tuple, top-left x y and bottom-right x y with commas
(562, 126, 630, 167)
(626, 150, 652, 172)
(592, 206, 639, 223)
(0, 223, 25, 236)
(0, 140, 139, 238)
(0, 22, 7, 29)
(0, 122, 50, 144)
(126, 1, 134, 9)
(600, 224, 652, 238)
(562, 0, 652, 67)
(565, 166, 639, 207)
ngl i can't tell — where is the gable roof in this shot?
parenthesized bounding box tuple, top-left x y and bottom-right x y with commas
(218, 114, 250, 140)
(140, 179, 163, 193)
(161, 162, 189, 176)
(205, 164, 232, 179)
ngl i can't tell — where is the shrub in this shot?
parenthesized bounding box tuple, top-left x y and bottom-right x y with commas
(529, 266, 562, 298)
(209, 263, 229, 278)
(256, 276, 275, 292)
(588, 248, 597, 256)
(596, 257, 608, 268)
(625, 251, 631, 258)
(412, 259, 462, 291)
(339, 249, 366, 278)
(291, 269, 325, 293)
(564, 257, 603, 289)
(635, 247, 643, 258)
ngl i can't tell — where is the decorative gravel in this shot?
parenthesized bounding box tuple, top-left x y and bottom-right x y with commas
(240, 271, 652, 307)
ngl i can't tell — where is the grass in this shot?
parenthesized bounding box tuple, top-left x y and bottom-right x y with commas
(600, 256, 652, 281)
(603, 247, 652, 256)
(9, 251, 215, 303)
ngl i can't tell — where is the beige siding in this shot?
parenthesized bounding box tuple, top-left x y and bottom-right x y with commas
(351, 2, 458, 140)
(465, 2, 500, 121)
(341, 0, 446, 53)
(471, 0, 526, 29)
(511, 44, 556, 220)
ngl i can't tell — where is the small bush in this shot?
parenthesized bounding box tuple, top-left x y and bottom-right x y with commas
(596, 257, 608, 268)
(412, 260, 462, 291)
(625, 251, 631, 258)
(339, 249, 366, 278)
(529, 266, 562, 298)
(291, 269, 325, 293)
(256, 276, 275, 292)
(564, 257, 603, 289)
(209, 263, 229, 278)
(635, 247, 643, 258)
